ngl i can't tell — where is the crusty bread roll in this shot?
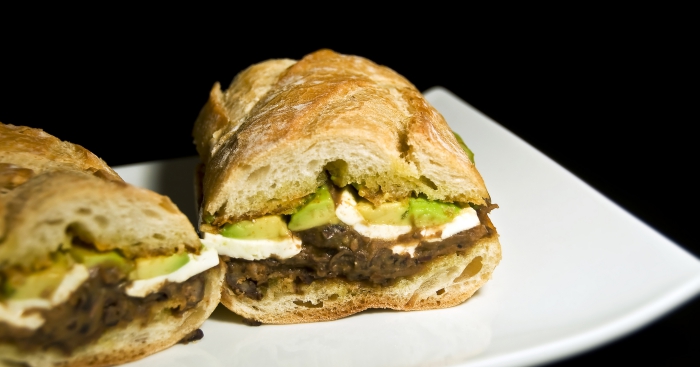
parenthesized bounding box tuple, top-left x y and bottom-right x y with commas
(0, 123, 122, 191)
(0, 123, 224, 366)
(194, 49, 501, 324)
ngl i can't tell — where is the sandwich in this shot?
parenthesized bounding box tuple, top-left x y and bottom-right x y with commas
(0, 123, 224, 366)
(193, 49, 501, 324)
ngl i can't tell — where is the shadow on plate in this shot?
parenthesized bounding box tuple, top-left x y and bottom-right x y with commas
(208, 304, 249, 325)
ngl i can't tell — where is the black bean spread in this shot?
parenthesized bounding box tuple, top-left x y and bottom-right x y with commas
(225, 204, 497, 300)
(0, 264, 207, 355)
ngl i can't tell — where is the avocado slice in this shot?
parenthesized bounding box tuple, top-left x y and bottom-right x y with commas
(129, 252, 190, 280)
(202, 213, 215, 224)
(453, 132, 475, 164)
(409, 197, 462, 228)
(69, 246, 133, 274)
(356, 198, 410, 226)
(222, 215, 292, 239)
(288, 184, 340, 231)
(4, 258, 70, 300)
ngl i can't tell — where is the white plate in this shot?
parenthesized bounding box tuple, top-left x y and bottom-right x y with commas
(114, 87, 700, 367)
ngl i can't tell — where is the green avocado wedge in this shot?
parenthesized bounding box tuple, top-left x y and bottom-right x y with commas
(129, 252, 190, 280)
(409, 197, 462, 228)
(356, 199, 410, 226)
(69, 246, 133, 275)
(222, 215, 292, 240)
(3, 256, 71, 300)
(288, 184, 340, 231)
(350, 190, 462, 228)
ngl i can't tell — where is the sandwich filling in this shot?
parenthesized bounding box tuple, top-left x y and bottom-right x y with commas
(201, 182, 497, 301)
(0, 241, 219, 354)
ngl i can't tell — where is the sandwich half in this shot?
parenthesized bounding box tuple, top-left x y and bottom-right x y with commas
(193, 49, 501, 324)
(0, 123, 224, 366)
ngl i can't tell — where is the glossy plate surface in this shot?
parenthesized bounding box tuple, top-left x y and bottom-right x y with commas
(115, 87, 700, 367)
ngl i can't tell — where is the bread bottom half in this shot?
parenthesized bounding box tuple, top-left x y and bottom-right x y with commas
(220, 235, 501, 324)
(0, 263, 225, 367)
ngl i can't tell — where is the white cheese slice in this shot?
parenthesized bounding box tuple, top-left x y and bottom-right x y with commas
(51, 263, 90, 305)
(125, 246, 220, 298)
(0, 264, 89, 330)
(200, 232, 302, 261)
(419, 207, 480, 240)
(440, 207, 481, 239)
(0, 300, 48, 330)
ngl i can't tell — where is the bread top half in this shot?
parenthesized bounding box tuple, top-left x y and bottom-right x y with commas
(193, 49, 490, 223)
(0, 122, 122, 188)
(0, 123, 201, 270)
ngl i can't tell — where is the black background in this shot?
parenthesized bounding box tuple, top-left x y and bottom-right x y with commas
(1, 14, 695, 365)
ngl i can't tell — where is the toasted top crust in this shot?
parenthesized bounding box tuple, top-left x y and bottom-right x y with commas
(193, 49, 490, 223)
(0, 122, 122, 187)
(0, 170, 201, 269)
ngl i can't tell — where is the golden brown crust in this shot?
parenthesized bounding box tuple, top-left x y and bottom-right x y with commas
(0, 262, 225, 367)
(219, 234, 500, 324)
(0, 122, 122, 185)
(192, 59, 297, 163)
(193, 49, 489, 223)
